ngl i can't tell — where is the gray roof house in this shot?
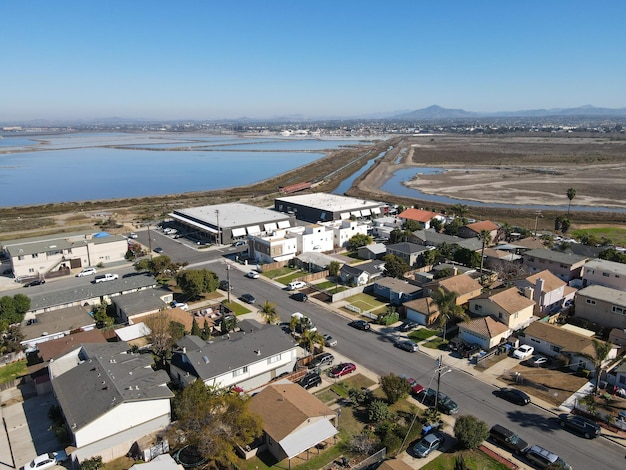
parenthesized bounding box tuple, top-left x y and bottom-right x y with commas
(522, 248, 588, 282)
(339, 260, 385, 286)
(51, 342, 173, 464)
(169, 320, 299, 392)
(409, 229, 482, 251)
(357, 242, 387, 260)
(385, 242, 429, 268)
(372, 277, 422, 305)
(21, 305, 96, 349)
(112, 287, 173, 324)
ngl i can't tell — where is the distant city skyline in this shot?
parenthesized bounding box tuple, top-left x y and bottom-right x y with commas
(3, 1, 626, 122)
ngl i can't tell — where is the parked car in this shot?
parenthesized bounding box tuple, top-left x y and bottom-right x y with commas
(495, 387, 531, 406)
(329, 362, 356, 378)
(512, 345, 534, 360)
(348, 320, 371, 331)
(398, 321, 418, 332)
(459, 342, 481, 358)
(219, 280, 232, 291)
(94, 273, 119, 283)
(298, 372, 322, 389)
(412, 433, 443, 458)
(232, 240, 247, 247)
(172, 301, 189, 311)
(323, 334, 337, 347)
(558, 413, 601, 439)
(24, 450, 68, 470)
(153, 247, 164, 254)
(418, 388, 459, 414)
(290, 292, 308, 302)
(24, 279, 45, 287)
(76, 267, 97, 277)
(488, 424, 529, 454)
(240, 293, 256, 304)
(311, 352, 335, 368)
(526, 355, 549, 367)
(128, 232, 138, 239)
(287, 280, 307, 290)
(394, 340, 419, 352)
(246, 271, 260, 279)
(525, 444, 572, 470)
(406, 377, 424, 395)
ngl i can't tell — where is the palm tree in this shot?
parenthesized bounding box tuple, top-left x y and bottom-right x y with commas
(299, 329, 325, 353)
(260, 300, 278, 325)
(583, 339, 612, 395)
(451, 204, 469, 219)
(432, 287, 469, 342)
(478, 229, 493, 283)
(566, 188, 576, 218)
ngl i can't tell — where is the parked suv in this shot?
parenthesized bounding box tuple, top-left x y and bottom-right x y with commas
(525, 444, 571, 470)
(310, 352, 334, 369)
(558, 414, 601, 439)
(298, 372, 322, 390)
(418, 388, 459, 414)
(77, 267, 97, 277)
(488, 424, 529, 454)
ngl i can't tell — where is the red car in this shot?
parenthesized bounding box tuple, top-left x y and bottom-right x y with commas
(406, 377, 424, 395)
(329, 362, 356, 378)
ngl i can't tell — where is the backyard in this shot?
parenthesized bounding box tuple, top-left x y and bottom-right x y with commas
(342, 293, 389, 317)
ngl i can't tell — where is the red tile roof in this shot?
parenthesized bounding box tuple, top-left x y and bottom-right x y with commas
(465, 220, 499, 233)
(398, 208, 439, 223)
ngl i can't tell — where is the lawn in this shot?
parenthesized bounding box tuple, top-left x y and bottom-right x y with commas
(409, 328, 439, 341)
(221, 300, 252, 316)
(421, 449, 512, 470)
(422, 337, 447, 350)
(345, 293, 388, 313)
(0, 360, 28, 384)
(570, 226, 626, 247)
(261, 266, 299, 279)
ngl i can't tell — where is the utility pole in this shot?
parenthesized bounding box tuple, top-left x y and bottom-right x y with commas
(215, 209, 221, 246)
(435, 356, 442, 411)
(226, 264, 231, 303)
(533, 210, 542, 239)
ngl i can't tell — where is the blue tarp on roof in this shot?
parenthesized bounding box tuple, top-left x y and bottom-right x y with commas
(93, 232, 110, 238)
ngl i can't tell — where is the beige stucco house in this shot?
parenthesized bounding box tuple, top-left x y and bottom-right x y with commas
(469, 287, 535, 330)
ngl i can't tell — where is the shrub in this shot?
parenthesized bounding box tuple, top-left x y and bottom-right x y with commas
(368, 400, 392, 423)
(454, 414, 489, 450)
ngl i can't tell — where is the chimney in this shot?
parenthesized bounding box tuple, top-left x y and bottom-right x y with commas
(533, 278, 545, 306)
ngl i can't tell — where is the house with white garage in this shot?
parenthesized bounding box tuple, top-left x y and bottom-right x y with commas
(424, 273, 483, 306)
(469, 287, 535, 330)
(248, 382, 337, 464)
(168, 320, 299, 391)
(459, 317, 511, 350)
(582, 258, 626, 291)
(51, 342, 174, 464)
(372, 277, 422, 305)
(404, 297, 440, 326)
(575, 285, 626, 330)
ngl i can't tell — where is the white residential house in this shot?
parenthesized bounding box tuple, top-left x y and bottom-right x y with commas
(582, 258, 626, 291)
(51, 342, 173, 464)
(512, 269, 576, 315)
(285, 224, 334, 253)
(322, 219, 369, 248)
(168, 320, 299, 391)
(459, 317, 511, 350)
(575, 285, 626, 330)
(469, 287, 536, 330)
(248, 230, 299, 263)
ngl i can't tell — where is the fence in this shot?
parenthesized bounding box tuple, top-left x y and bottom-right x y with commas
(352, 448, 386, 470)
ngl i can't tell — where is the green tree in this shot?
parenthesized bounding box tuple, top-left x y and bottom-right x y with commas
(168, 380, 263, 467)
(0, 325, 24, 354)
(582, 339, 613, 395)
(92, 303, 113, 328)
(383, 254, 410, 278)
(380, 373, 411, 404)
(418, 249, 438, 267)
(299, 328, 324, 353)
(566, 187, 576, 218)
(0, 296, 20, 326)
(201, 318, 211, 340)
(443, 217, 462, 236)
(220, 315, 238, 334)
(451, 204, 469, 219)
(453, 414, 489, 450)
(260, 300, 279, 325)
(599, 247, 626, 264)
(430, 218, 443, 232)
(348, 233, 373, 250)
(403, 219, 421, 232)
(560, 218, 571, 234)
(80, 456, 104, 470)
(367, 399, 392, 423)
(12, 294, 31, 316)
(432, 288, 469, 342)
(176, 269, 219, 300)
(328, 261, 341, 277)
(453, 247, 481, 268)
(169, 321, 186, 342)
(191, 317, 201, 336)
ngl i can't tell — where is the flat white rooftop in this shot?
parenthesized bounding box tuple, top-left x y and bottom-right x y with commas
(171, 203, 290, 228)
(276, 193, 383, 212)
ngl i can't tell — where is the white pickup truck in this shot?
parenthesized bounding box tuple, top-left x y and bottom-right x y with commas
(94, 273, 119, 283)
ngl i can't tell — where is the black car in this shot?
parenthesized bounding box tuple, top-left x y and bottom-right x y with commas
(558, 414, 601, 439)
(488, 424, 530, 454)
(495, 387, 531, 406)
(298, 372, 322, 389)
(240, 293, 256, 304)
(24, 279, 45, 287)
(219, 280, 232, 291)
(290, 292, 308, 302)
(418, 388, 458, 414)
(349, 320, 371, 331)
(398, 321, 418, 332)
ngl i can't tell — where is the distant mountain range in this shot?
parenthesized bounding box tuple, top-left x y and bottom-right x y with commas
(391, 104, 626, 120)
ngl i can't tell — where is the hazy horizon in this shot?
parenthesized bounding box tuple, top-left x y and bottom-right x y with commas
(3, 1, 626, 122)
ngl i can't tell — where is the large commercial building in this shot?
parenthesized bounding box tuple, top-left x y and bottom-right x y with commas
(169, 203, 294, 245)
(274, 193, 384, 223)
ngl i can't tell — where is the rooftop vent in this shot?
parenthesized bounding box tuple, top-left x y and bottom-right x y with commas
(202, 355, 209, 364)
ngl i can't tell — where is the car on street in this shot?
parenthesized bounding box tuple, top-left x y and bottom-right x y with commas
(153, 247, 164, 254)
(93, 273, 119, 283)
(246, 271, 260, 279)
(232, 240, 247, 247)
(219, 280, 232, 291)
(290, 292, 308, 302)
(24, 279, 45, 287)
(558, 413, 601, 439)
(488, 424, 530, 454)
(298, 372, 322, 389)
(311, 352, 335, 369)
(24, 450, 68, 470)
(412, 433, 443, 458)
(394, 340, 419, 352)
(348, 320, 371, 331)
(406, 377, 424, 395)
(240, 293, 256, 304)
(512, 345, 534, 360)
(525, 444, 572, 470)
(398, 321, 418, 332)
(287, 280, 307, 290)
(128, 232, 138, 239)
(323, 334, 337, 347)
(77, 267, 97, 277)
(494, 387, 531, 406)
(418, 388, 459, 414)
(329, 362, 356, 378)
(526, 355, 549, 367)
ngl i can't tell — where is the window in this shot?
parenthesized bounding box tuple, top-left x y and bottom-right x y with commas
(31, 253, 39, 258)
(612, 306, 624, 315)
(530, 338, 540, 343)
(18, 255, 24, 261)
(233, 366, 248, 377)
(550, 345, 562, 353)
(586, 299, 596, 305)
(267, 354, 281, 364)
(603, 272, 610, 277)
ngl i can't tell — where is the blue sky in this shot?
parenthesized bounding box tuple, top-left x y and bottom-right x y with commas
(3, 1, 625, 121)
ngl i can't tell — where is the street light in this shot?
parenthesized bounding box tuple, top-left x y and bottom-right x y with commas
(434, 355, 452, 411)
(226, 264, 231, 303)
